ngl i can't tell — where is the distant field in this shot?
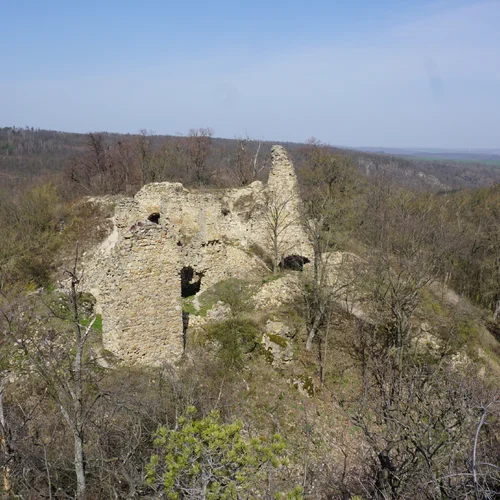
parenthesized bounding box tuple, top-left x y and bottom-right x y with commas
(405, 156, 500, 167)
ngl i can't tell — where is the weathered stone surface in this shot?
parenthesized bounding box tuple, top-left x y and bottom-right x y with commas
(253, 274, 302, 311)
(262, 320, 294, 368)
(83, 146, 312, 366)
(188, 302, 232, 331)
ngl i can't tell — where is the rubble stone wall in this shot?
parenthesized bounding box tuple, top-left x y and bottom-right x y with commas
(84, 145, 312, 365)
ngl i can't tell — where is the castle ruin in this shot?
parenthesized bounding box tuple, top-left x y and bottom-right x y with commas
(85, 145, 311, 365)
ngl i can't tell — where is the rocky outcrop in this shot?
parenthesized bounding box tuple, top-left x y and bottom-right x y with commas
(252, 274, 302, 311)
(262, 320, 294, 368)
(84, 146, 312, 366)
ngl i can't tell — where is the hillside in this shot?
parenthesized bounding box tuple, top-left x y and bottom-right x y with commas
(2, 126, 500, 191)
(0, 136, 499, 498)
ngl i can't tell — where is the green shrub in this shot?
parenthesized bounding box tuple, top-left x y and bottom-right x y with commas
(146, 406, 288, 499)
(206, 318, 260, 369)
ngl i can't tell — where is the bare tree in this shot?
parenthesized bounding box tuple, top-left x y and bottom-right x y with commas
(298, 141, 359, 352)
(186, 128, 214, 186)
(0, 359, 14, 494)
(67, 133, 139, 195)
(0, 248, 99, 499)
(137, 129, 154, 186)
(111, 137, 138, 192)
(335, 317, 499, 499)
(364, 189, 446, 368)
(264, 192, 299, 274)
(67, 133, 110, 194)
(230, 136, 266, 186)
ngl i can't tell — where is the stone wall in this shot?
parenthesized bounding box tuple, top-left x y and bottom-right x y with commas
(84, 145, 312, 365)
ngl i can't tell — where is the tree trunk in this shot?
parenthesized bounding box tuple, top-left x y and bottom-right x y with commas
(493, 299, 500, 321)
(74, 431, 86, 500)
(70, 254, 86, 499)
(305, 236, 326, 353)
(43, 445, 53, 500)
(273, 228, 279, 274)
(393, 307, 410, 370)
(0, 380, 12, 494)
(306, 307, 323, 351)
(376, 451, 395, 499)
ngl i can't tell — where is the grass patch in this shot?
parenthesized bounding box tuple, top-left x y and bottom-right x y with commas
(292, 375, 315, 397)
(262, 274, 282, 285)
(182, 296, 198, 315)
(262, 347, 274, 364)
(420, 290, 446, 318)
(80, 314, 103, 333)
(194, 278, 258, 316)
(92, 314, 103, 332)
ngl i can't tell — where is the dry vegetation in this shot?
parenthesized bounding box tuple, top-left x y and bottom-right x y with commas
(0, 129, 499, 498)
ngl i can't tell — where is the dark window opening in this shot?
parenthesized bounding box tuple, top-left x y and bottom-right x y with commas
(177, 241, 183, 247)
(148, 212, 160, 224)
(180, 266, 203, 298)
(182, 311, 189, 350)
(280, 255, 311, 271)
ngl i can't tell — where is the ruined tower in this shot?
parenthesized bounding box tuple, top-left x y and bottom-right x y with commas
(85, 146, 311, 365)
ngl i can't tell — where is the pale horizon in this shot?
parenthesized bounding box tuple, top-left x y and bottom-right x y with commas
(2, 0, 499, 149)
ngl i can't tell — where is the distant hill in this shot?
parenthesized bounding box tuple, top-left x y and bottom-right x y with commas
(1, 127, 500, 191)
(357, 146, 500, 159)
(337, 148, 500, 191)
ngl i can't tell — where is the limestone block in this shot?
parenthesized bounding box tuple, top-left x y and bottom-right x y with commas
(262, 320, 294, 368)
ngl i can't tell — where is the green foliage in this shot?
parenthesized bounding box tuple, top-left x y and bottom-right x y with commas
(206, 318, 260, 369)
(292, 375, 315, 397)
(182, 296, 198, 315)
(262, 347, 275, 364)
(0, 183, 112, 292)
(420, 290, 446, 318)
(275, 486, 304, 499)
(146, 406, 287, 499)
(420, 289, 483, 357)
(267, 333, 288, 348)
(262, 273, 282, 284)
(456, 318, 478, 347)
(2, 132, 500, 498)
(81, 314, 102, 333)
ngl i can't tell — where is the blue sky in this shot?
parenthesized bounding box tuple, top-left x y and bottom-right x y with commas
(2, 0, 499, 148)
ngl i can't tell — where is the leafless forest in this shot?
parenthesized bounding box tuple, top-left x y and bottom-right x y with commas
(0, 126, 499, 498)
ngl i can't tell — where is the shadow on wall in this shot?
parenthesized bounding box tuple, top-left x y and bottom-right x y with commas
(148, 212, 160, 224)
(180, 266, 203, 298)
(279, 255, 310, 271)
(180, 266, 204, 351)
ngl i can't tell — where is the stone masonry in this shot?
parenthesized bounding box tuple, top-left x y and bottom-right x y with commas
(84, 146, 312, 365)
